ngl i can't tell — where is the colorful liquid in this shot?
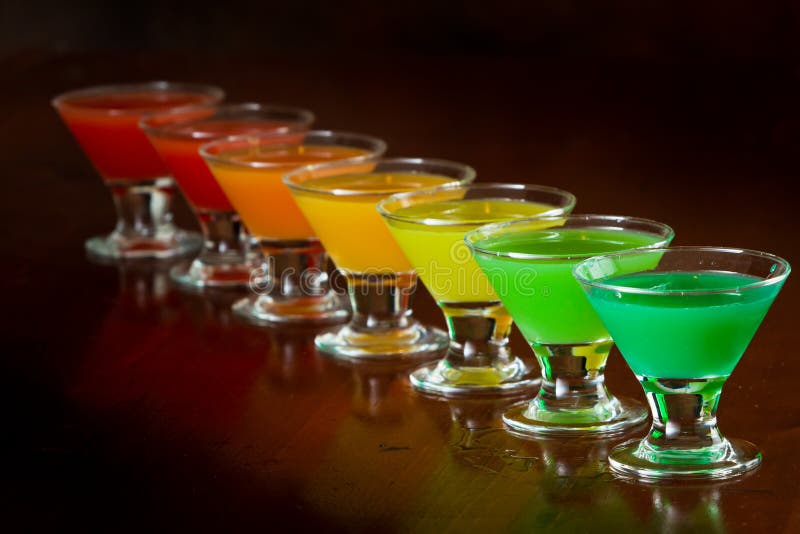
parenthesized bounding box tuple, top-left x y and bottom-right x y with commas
(583, 271, 783, 378)
(291, 173, 455, 272)
(55, 91, 216, 181)
(206, 145, 374, 240)
(384, 200, 557, 302)
(146, 120, 301, 212)
(472, 228, 667, 344)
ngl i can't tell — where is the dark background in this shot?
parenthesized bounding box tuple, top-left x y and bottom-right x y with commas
(6, 0, 800, 187)
(3, 1, 800, 60)
(4, 0, 799, 240)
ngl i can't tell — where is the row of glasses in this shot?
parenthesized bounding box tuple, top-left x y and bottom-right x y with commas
(53, 81, 790, 482)
(52, 80, 393, 320)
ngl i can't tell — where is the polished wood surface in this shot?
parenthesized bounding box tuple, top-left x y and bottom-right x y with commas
(3, 51, 799, 532)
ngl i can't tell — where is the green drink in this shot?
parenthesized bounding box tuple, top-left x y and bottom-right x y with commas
(474, 227, 665, 345)
(583, 271, 780, 379)
(574, 247, 790, 480)
(466, 215, 674, 435)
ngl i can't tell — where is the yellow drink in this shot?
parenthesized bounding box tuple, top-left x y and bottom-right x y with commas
(206, 145, 374, 240)
(284, 158, 475, 359)
(291, 173, 454, 272)
(383, 199, 557, 302)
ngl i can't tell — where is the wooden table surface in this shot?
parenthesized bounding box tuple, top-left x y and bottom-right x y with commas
(3, 51, 799, 532)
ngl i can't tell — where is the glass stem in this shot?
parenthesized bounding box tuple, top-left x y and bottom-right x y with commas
(109, 178, 177, 242)
(526, 341, 620, 420)
(345, 271, 416, 332)
(194, 210, 250, 264)
(254, 238, 330, 301)
(637, 377, 728, 463)
(439, 302, 514, 367)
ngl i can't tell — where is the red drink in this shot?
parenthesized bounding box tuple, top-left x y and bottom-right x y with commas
(139, 104, 315, 288)
(54, 84, 223, 182)
(52, 82, 225, 260)
(142, 106, 313, 212)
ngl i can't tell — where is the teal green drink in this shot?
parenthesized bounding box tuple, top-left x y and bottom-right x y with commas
(582, 271, 782, 378)
(573, 246, 790, 481)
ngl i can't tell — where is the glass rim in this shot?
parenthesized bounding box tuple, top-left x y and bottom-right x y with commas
(138, 102, 315, 139)
(465, 214, 675, 261)
(198, 129, 387, 169)
(51, 81, 225, 116)
(376, 182, 577, 227)
(573, 245, 791, 296)
(282, 157, 477, 197)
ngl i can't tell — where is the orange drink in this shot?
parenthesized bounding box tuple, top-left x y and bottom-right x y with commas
(205, 143, 372, 240)
(289, 171, 458, 273)
(200, 131, 386, 324)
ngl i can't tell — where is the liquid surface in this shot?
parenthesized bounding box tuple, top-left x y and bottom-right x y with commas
(384, 199, 558, 302)
(391, 199, 560, 225)
(291, 173, 455, 272)
(599, 271, 762, 292)
(56, 91, 217, 180)
(472, 228, 667, 344)
(154, 120, 294, 140)
(224, 145, 363, 165)
(207, 145, 375, 239)
(296, 173, 454, 196)
(60, 91, 210, 112)
(583, 271, 783, 378)
(481, 228, 663, 256)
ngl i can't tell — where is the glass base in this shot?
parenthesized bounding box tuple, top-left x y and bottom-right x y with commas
(85, 230, 203, 260)
(502, 396, 648, 437)
(316, 323, 449, 361)
(232, 292, 349, 325)
(409, 357, 539, 397)
(609, 437, 762, 481)
(169, 259, 258, 290)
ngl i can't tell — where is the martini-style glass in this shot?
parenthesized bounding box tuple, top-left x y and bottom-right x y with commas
(284, 158, 476, 360)
(52, 81, 224, 259)
(574, 246, 790, 480)
(377, 183, 576, 396)
(141, 103, 315, 289)
(466, 215, 674, 435)
(200, 130, 386, 324)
